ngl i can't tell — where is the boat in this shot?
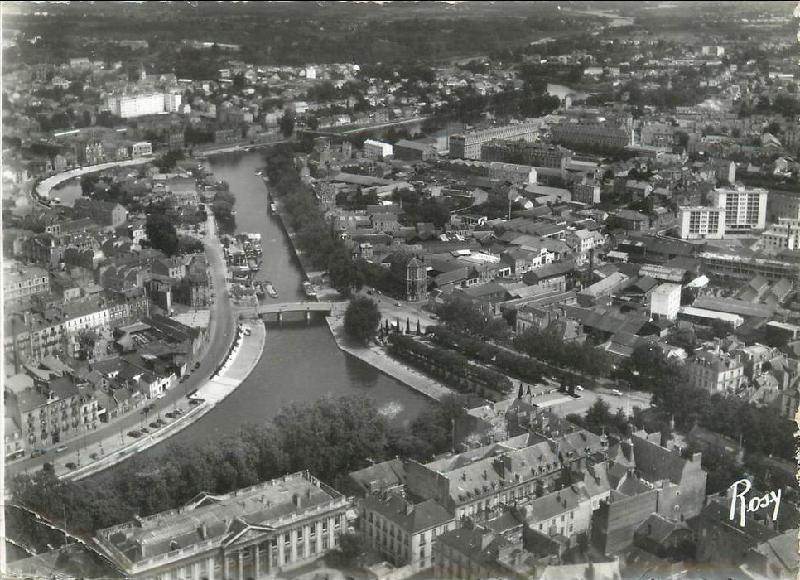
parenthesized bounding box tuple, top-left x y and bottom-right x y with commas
(248, 258, 260, 272)
(265, 282, 278, 299)
(269, 202, 277, 214)
(302, 281, 318, 299)
(255, 282, 266, 298)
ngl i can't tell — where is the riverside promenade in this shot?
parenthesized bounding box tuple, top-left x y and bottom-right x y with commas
(325, 315, 453, 402)
(61, 321, 266, 481)
(34, 156, 155, 198)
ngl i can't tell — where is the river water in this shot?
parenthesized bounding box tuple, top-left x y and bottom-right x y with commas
(130, 151, 430, 456)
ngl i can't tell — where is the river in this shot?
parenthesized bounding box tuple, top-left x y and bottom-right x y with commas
(120, 151, 431, 459)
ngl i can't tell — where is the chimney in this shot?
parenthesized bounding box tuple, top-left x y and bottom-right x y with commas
(292, 493, 302, 508)
(198, 523, 207, 540)
(405, 502, 414, 516)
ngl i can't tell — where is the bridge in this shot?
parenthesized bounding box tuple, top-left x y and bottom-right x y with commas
(238, 301, 343, 321)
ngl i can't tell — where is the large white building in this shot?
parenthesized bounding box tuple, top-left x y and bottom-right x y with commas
(678, 185, 768, 239)
(712, 184, 768, 233)
(362, 139, 394, 160)
(95, 471, 351, 580)
(105, 92, 183, 119)
(650, 283, 682, 321)
(677, 206, 725, 240)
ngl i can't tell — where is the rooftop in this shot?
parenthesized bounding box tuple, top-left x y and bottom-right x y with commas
(96, 471, 343, 565)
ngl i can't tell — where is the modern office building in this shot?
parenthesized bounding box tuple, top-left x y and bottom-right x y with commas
(95, 471, 351, 580)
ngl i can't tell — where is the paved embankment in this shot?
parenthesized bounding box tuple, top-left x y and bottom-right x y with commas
(61, 322, 266, 481)
(35, 157, 155, 198)
(325, 315, 453, 402)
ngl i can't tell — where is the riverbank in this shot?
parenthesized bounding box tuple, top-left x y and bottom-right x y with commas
(34, 156, 155, 198)
(262, 168, 452, 403)
(325, 315, 453, 402)
(62, 321, 266, 481)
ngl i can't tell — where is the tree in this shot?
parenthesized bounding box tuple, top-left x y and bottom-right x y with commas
(80, 174, 100, 196)
(344, 297, 381, 344)
(146, 213, 179, 256)
(279, 109, 295, 138)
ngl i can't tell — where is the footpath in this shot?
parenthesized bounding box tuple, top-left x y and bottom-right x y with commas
(61, 322, 266, 481)
(35, 157, 155, 198)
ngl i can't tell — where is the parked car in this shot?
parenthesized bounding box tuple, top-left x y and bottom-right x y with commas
(65, 462, 77, 470)
(54, 446, 68, 454)
(575, 385, 584, 392)
(611, 389, 623, 396)
(127, 430, 141, 438)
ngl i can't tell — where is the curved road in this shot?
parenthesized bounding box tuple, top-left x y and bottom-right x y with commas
(5, 214, 236, 479)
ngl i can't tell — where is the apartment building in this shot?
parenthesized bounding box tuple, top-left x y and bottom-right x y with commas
(104, 92, 182, 119)
(480, 140, 573, 169)
(686, 348, 746, 392)
(362, 139, 394, 160)
(362, 492, 456, 572)
(760, 218, 800, 251)
(550, 122, 630, 152)
(572, 178, 601, 205)
(95, 471, 351, 580)
(450, 122, 542, 160)
(6, 362, 99, 450)
(712, 185, 768, 233)
(766, 190, 800, 222)
(3, 261, 50, 306)
(677, 206, 725, 240)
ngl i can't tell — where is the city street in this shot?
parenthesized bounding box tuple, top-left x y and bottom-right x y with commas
(360, 290, 439, 333)
(549, 385, 653, 419)
(5, 214, 237, 479)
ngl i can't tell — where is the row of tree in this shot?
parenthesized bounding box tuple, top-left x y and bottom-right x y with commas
(264, 145, 360, 294)
(514, 326, 614, 377)
(11, 395, 466, 549)
(387, 334, 513, 399)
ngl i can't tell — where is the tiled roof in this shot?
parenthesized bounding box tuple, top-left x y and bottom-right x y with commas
(364, 493, 452, 534)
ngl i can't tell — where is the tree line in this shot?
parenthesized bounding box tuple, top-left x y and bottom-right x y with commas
(514, 326, 614, 377)
(264, 145, 360, 295)
(622, 344, 796, 462)
(388, 334, 513, 400)
(10, 395, 464, 550)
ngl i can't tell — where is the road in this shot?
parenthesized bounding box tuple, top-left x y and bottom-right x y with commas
(548, 384, 653, 418)
(5, 214, 236, 479)
(359, 290, 439, 333)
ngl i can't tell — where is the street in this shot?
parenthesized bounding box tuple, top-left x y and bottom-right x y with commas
(549, 385, 653, 419)
(5, 214, 237, 479)
(360, 290, 438, 333)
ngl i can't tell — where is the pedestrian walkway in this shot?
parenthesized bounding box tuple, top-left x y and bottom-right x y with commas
(61, 322, 267, 481)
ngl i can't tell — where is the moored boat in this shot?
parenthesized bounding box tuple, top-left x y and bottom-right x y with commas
(265, 282, 278, 299)
(302, 281, 318, 299)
